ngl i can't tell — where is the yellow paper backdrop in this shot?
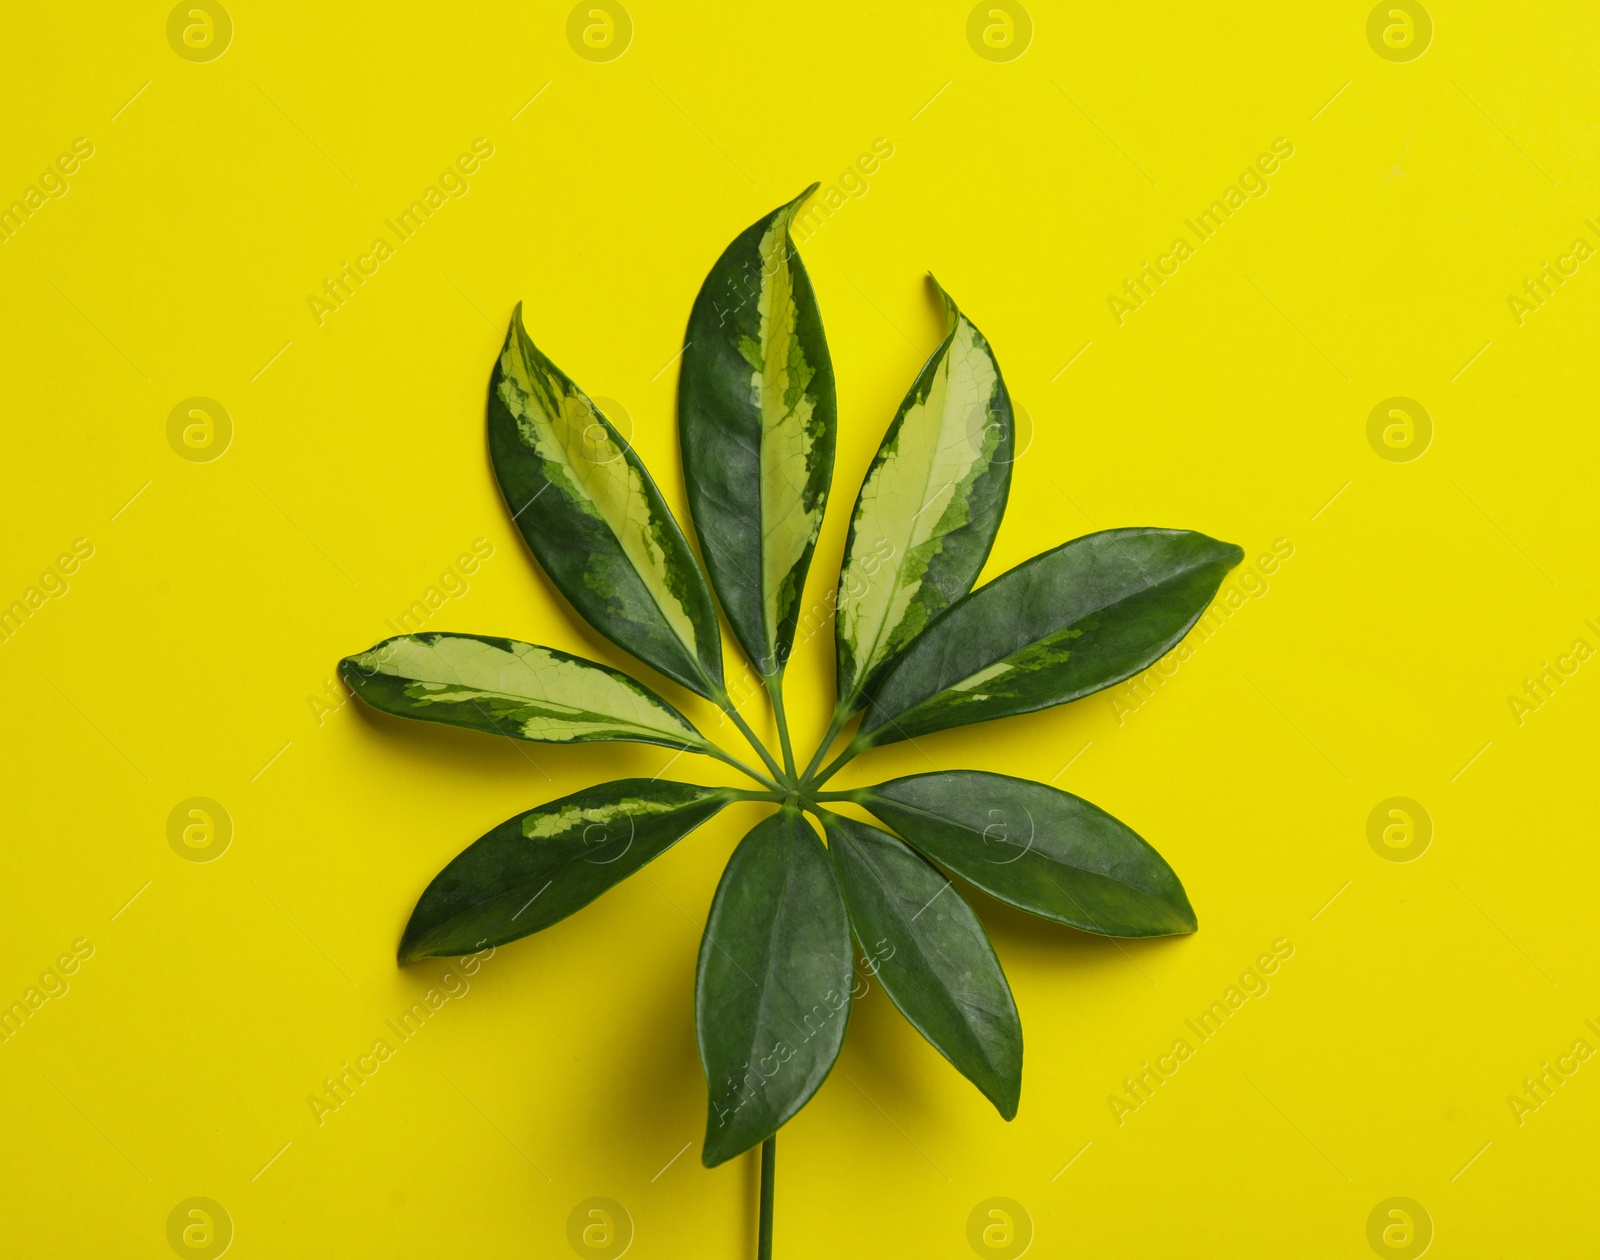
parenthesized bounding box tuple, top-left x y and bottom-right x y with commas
(2, 2, 1596, 1256)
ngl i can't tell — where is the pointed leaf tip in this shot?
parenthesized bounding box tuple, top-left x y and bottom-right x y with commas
(768, 184, 823, 236)
(929, 275, 960, 332)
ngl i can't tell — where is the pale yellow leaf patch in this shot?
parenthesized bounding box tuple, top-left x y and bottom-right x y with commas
(357, 636, 697, 744)
(753, 207, 822, 656)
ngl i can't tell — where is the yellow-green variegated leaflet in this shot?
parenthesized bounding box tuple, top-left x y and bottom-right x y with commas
(341, 634, 707, 750)
(679, 187, 837, 679)
(496, 315, 705, 664)
(835, 285, 1012, 705)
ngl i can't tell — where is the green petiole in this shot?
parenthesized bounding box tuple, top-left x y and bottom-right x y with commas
(714, 690, 790, 786)
(763, 674, 799, 781)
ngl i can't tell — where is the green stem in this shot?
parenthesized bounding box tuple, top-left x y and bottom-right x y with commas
(764, 675, 799, 781)
(810, 790, 858, 803)
(717, 695, 789, 786)
(807, 738, 864, 791)
(757, 1134, 776, 1260)
(798, 703, 851, 785)
(703, 745, 784, 793)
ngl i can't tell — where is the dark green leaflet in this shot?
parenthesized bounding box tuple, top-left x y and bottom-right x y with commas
(696, 809, 853, 1166)
(822, 811, 1022, 1118)
(399, 780, 730, 961)
(679, 188, 837, 677)
(857, 528, 1243, 746)
(855, 772, 1197, 937)
(489, 304, 724, 698)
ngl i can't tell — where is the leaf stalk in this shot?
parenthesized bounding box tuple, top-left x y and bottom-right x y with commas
(763, 675, 800, 781)
(702, 744, 785, 793)
(797, 701, 852, 785)
(758, 1135, 776, 1260)
(715, 693, 790, 786)
(805, 736, 865, 791)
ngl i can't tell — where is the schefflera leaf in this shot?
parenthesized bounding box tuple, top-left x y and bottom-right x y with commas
(835, 282, 1013, 708)
(679, 186, 837, 677)
(399, 779, 730, 961)
(489, 304, 725, 699)
(340, 633, 710, 752)
(821, 811, 1022, 1118)
(856, 528, 1243, 747)
(854, 772, 1196, 937)
(696, 808, 852, 1166)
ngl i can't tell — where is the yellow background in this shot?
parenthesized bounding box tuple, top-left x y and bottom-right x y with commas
(3, 1, 1597, 1255)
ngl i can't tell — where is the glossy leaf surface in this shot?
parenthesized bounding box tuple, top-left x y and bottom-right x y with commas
(857, 528, 1243, 746)
(680, 187, 837, 676)
(341, 633, 709, 751)
(696, 809, 852, 1165)
(399, 779, 730, 961)
(856, 772, 1196, 937)
(489, 304, 724, 698)
(822, 811, 1022, 1118)
(835, 283, 1012, 706)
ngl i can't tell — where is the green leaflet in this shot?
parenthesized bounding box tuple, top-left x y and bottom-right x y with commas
(856, 528, 1243, 746)
(835, 283, 1012, 707)
(399, 779, 731, 961)
(489, 304, 724, 699)
(855, 772, 1196, 937)
(340, 633, 709, 751)
(680, 187, 837, 677)
(696, 808, 853, 1166)
(821, 811, 1022, 1118)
